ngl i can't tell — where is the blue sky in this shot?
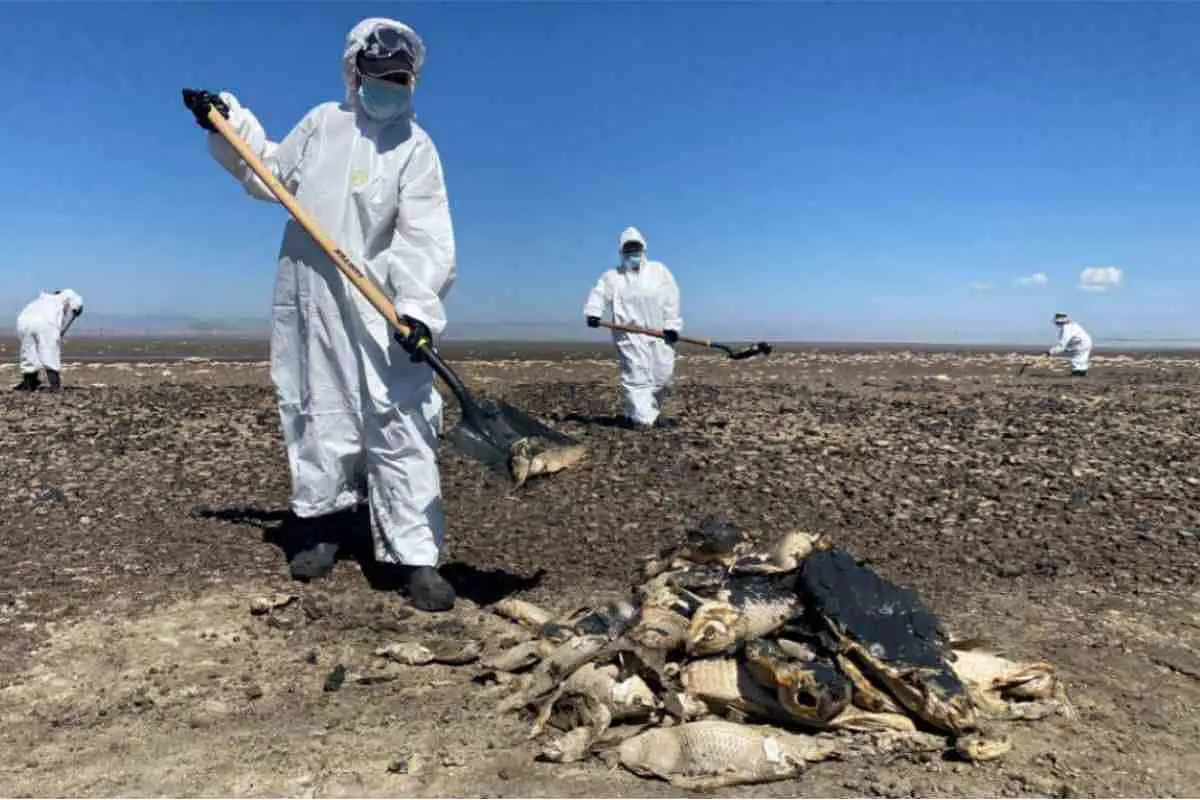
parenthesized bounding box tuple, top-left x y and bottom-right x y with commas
(1, 1, 1198, 343)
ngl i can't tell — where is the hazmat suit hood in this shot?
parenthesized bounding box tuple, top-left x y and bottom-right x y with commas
(619, 226, 647, 253)
(341, 18, 426, 113)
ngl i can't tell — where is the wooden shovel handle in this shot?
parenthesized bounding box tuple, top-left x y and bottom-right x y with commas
(597, 319, 711, 348)
(204, 106, 410, 337)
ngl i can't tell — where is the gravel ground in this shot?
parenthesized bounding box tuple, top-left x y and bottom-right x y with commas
(0, 348, 1198, 796)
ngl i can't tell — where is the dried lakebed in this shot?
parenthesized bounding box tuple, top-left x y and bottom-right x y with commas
(0, 350, 1198, 796)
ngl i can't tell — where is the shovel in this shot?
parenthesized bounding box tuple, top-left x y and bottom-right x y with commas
(596, 320, 772, 360)
(183, 90, 584, 488)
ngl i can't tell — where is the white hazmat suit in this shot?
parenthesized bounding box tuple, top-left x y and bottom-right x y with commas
(204, 18, 456, 569)
(584, 227, 682, 426)
(17, 289, 84, 375)
(1049, 318, 1093, 373)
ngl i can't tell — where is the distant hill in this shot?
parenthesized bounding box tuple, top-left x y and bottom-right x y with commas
(64, 313, 271, 338)
(5, 310, 1196, 348)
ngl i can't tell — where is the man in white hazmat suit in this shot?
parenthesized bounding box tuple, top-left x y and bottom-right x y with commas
(1048, 312, 1093, 376)
(15, 289, 84, 393)
(184, 18, 458, 611)
(584, 227, 682, 428)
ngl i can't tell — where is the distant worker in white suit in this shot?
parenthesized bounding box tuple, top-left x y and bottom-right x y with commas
(1048, 312, 1093, 376)
(15, 289, 84, 393)
(584, 226, 682, 428)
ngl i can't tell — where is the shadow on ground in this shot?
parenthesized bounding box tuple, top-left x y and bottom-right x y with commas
(191, 504, 544, 605)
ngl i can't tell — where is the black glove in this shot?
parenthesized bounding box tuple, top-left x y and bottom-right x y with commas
(586, 316, 601, 328)
(663, 329, 679, 345)
(181, 88, 230, 132)
(394, 316, 433, 363)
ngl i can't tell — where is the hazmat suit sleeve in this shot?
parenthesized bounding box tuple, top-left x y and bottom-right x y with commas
(660, 265, 683, 332)
(206, 92, 323, 203)
(60, 290, 83, 316)
(371, 132, 456, 337)
(583, 273, 612, 319)
(1048, 326, 1068, 355)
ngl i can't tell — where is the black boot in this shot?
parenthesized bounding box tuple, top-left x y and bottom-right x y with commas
(1070, 369, 1088, 378)
(45, 370, 61, 393)
(14, 372, 40, 392)
(286, 517, 341, 581)
(406, 566, 456, 612)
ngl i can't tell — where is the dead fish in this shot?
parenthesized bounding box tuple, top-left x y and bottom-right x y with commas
(627, 581, 699, 652)
(950, 649, 1070, 719)
(670, 564, 734, 597)
(539, 726, 595, 764)
(537, 622, 577, 643)
(954, 730, 1013, 762)
(634, 545, 686, 582)
(249, 594, 296, 615)
(726, 573, 802, 637)
(742, 639, 852, 727)
(491, 598, 554, 631)
(680, 658, 796, 727)
(638, 518, 746, 580)
(686, 573, 800, 657)
(774, 638, 818, 662)
(616, 719, 836, 789)
(547, 663, 657, 729)
(834, 653, 904, 715)
(375, 642, 435, 665)
(480, 640, 550, 673)
(609, 673, 657, 720)
(768, 531, 824, 571)
(828, 708, 918, 733)
(681, 516, 746, 566)
(950, 649, 1060, 700)
(628, 603, 691, 652)
(498, 634, 614, 713)
(511, 439, 587, 489)
(799, 547, 975, 734)
(687, 602, 743, 657)
(562, 600, 638, 638)
(663, 691, 713, 723)
(733, 531, 825, 575)
(428, 639, 483, 666)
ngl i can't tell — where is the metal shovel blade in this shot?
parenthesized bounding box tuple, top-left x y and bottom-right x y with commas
(446, 398, 587, 488)
(722, 341, 774, 360)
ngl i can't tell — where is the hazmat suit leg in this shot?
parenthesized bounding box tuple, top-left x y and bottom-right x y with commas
(281, 408, 370, 523)
(1070, 349, 1090, 374)
(616, 334, 676, 427)
(365, 388, 445, 567)
(35, 326, 62, 374)
(17, 321, 44, 375)
(619, 362, 661, 427)
(279, 408, 361, 579)
(279, 387, 445, 570)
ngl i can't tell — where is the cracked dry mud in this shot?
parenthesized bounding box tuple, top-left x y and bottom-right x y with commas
(1, 343, 1199, 797)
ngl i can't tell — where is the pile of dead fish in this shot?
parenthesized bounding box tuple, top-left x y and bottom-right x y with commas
(482, 516, 1072, 790)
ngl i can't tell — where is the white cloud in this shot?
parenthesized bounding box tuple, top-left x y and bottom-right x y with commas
(1079, 266, 1122, 292)
(968, 281, 993, 292)
(1016, 272, 1049, 287)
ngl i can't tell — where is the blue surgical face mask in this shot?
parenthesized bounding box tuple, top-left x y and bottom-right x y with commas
(358, 75, 412, 121)
(622, 251, 644, 269)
